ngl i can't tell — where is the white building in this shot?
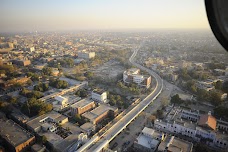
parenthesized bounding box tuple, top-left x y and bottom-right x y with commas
(92, 89, 107, 103)
(181, 109, 200, 122)
(78, 50, 95, 59)
(123, 68, 151, 88)
(154, 116, 228, 149)
(52, 96, 68, 111)
(134, 127, 164, 152)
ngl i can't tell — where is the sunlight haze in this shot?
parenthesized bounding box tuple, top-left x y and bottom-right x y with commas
(0, 0, 210, 32)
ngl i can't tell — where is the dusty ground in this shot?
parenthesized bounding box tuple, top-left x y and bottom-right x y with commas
(91, 60, 125, 79)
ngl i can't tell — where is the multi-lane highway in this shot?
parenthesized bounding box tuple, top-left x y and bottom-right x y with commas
(76, 44, 163, 152)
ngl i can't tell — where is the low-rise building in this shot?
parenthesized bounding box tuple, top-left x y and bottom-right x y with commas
(70, 98, 95, 115)
(181, 109, 200, 122)
(11, 59, 31, 66)
(157, 136, 193, 152)
(0, 116, 35, 152)
(80, 122, 95, 135)
(26, 111, 68, 133)
(198, 113, 217, 131)
(77, 50, 95, 59)
(82, 104, 118, 124)
(123, 68, 151, 88)
(154, 110, 228, 150)
(53, 96, 69, 111)
(26, 111, 85, 152)
(217, 119, 228, 131)
(196, 80, 215, 91)
(92, 89, 107, 103)
(31, 144, 46, 152)
(134, 127, 164, 152)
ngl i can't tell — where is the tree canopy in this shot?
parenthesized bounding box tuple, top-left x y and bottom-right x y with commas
(49, 78, 68, 89)
(42, 67, 53, 76)
(21, 98, 52, 117)
(34, 83, 49, 92)
(75, 89, 88, 97)
(171, 94, 183, 105)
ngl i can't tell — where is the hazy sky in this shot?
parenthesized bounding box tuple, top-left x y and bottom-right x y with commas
(0, 0, 210, 32)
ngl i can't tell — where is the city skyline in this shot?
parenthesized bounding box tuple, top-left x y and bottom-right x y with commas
(1, 0, 210, 32)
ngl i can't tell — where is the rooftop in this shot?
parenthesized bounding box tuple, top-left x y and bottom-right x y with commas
(11, 111, 29, 123)
(158, 136, 193, 152)
(142, 127, 155, 137)
(26, 111, 67, 131)
(127, 68, 140, 75)
(92, 89, 106, 95)
(136, 134, 159, 150)
(82, 104, 117, 122)
(0, 118, 34, 147)
(55, 96, 67, 102)
(216, 132, 228, 141)
(198, 114, 217, 130)
(80, 122, 95, 131)
(71, 98, 94, 109)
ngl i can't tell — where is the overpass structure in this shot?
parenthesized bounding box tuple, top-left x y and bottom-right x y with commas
(76, 44, 163, 152)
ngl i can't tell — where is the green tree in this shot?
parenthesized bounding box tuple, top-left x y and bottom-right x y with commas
(214, 80, 223, 90)
(9, 97, 17, 104)
(0, 101, 13, 115)
(42, 67, 53, 76)
(75, 89, 88, 97)
(21, 98, 52, 117)
(49, 79, 68, 89)
(84, 71, 94, 79)
(171, 94, 183, 105)
(209, 90, 222, 105)
(222, 81, 228, 93)
(186, 80, 197, 93)
(20, 87, 30, 96)
(197, 88, 209, 101)
(214, 106, 228, 119)
(156, 110, 163, 118)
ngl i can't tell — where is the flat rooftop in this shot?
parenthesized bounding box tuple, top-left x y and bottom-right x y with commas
(82, 104, 117, 121)
(0, 118, 34, 147)
(26, 111, 67, 131)
(92, 89, 105, 95)
(158, 136, 193, 152)
(127, 68, 140, 74)
(11, 111, 30, 123)
(80, 122, 95, 131)
(71, 98, 94, 109)
(137, 134, 159, 150)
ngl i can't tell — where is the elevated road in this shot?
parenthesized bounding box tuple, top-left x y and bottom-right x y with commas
(76, 44, 163, 152)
